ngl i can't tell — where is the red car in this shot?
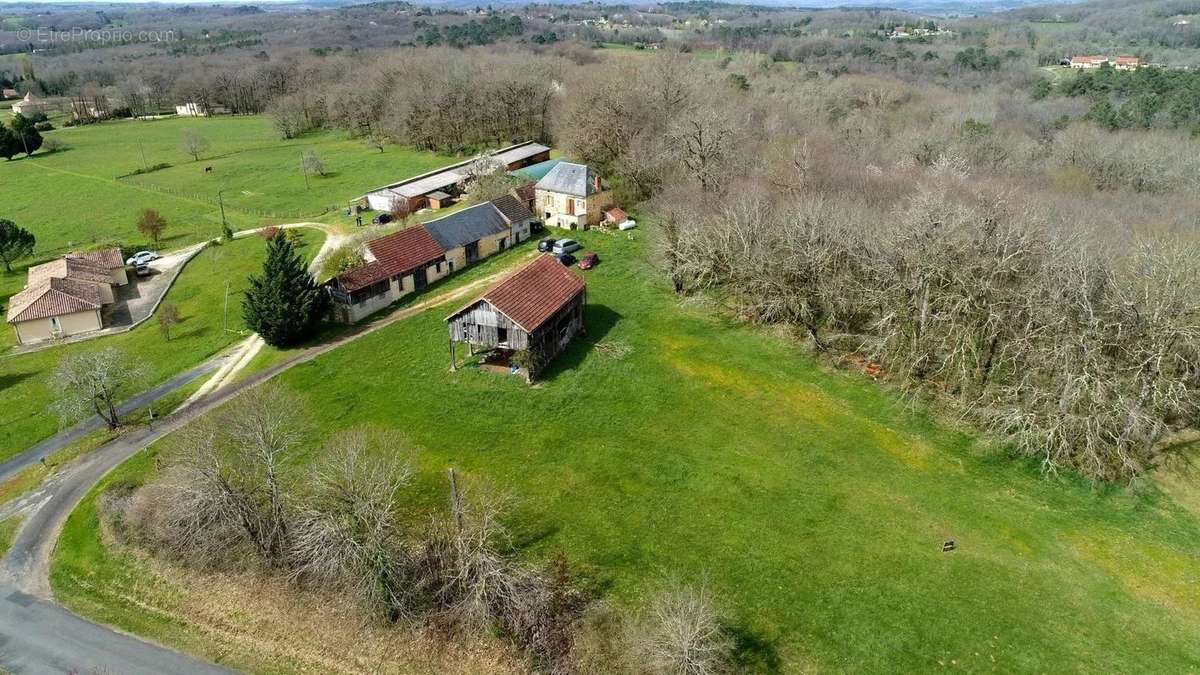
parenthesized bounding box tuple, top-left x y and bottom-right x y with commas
(578, 252, 599, 270)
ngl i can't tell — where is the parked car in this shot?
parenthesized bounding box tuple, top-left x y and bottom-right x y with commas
(372, 213, 393, 225)
(578, 252, 599, 270)
(125, 250, 159, 266)
(135, 264, 152, 278)
(538, 237, 557, 253)
(556, 253, 577, 267)
(552, 239, 581, 255)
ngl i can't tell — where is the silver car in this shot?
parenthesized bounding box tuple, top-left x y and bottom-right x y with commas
(552, 239, 581, 256)
(125, 250, 160, 266)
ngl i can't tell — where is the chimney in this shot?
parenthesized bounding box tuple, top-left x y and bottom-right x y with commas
(593, 174, 601, 191)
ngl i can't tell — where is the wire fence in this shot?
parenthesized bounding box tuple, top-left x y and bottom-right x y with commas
(116, 177, 335, 221)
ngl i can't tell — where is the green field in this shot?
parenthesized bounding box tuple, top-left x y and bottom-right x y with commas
(0, 115, 456, 257)
(53, 232, 1200, 673)
(0, 231, 321, 463)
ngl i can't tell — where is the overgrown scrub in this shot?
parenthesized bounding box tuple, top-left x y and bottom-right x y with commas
(103, 386, 735, 674)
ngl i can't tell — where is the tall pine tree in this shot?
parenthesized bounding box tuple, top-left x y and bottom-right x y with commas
(242, 233, 329, 346)
(0, 123, 18, 161)
(8, 114, 41, 157)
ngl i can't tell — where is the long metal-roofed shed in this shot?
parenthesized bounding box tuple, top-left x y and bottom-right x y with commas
(446, 255, 586, 382)
(360, 141, 551, 212)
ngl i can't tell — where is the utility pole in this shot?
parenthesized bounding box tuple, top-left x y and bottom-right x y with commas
(448, 468, 464, 534)
(218, 189, 228, 231)
(223, 279, 230, 332)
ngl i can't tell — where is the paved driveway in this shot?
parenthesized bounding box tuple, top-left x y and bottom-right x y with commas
(101, 248, 198, 329)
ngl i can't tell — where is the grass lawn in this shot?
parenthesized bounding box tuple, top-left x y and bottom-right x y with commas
(53, 231, 1200, 673)
(0, 115, 457, 257)
(0, 513, 23, 558)
(0, 231, 320, 463)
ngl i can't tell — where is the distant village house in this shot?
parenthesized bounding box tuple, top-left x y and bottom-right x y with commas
(1114, 55, 1142, 70)
(175, 102, 211, 117)
(11, 92, 52, 116)
(1069, 55, 1141, 70)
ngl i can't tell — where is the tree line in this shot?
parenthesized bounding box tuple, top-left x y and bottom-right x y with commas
(546, 50, 1199, 481)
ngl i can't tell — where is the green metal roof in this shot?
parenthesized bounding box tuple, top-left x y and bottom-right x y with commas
(511, 158, 565, 182)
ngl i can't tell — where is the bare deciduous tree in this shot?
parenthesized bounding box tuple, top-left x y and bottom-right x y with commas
(301, 149, 326, 178)
(136, 208, 167, 244)
(631, 581, 733, 675)
(51, 348, 146, 430)
(139, 385, 305, 566)
(158, 303, 181, 341)
(179, 128, 209, 162)
(288, 429, 414, 613)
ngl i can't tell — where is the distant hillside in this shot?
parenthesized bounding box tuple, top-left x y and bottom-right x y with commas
(426, 0, 1088, 14)
(0, 0, 1087, 15)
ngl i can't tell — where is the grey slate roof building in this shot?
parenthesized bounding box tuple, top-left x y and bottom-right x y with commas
(490, 193, 534, 225)
(424, 203, 513, 251)
(534, 162, 604, 198)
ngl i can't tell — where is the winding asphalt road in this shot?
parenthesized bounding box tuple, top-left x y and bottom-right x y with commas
(0, 355, 230, 482)
(0, 260, 530, 673)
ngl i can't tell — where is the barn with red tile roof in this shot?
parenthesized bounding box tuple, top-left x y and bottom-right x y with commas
(446, 255, 586, 381)
(325, 225, 448, 323)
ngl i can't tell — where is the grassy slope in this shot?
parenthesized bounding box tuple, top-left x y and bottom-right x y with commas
(0, 115, 456, 256)
(0, 232, 321, 462)
(53, 231, 1200, 673)
(0, 513, 23, 557)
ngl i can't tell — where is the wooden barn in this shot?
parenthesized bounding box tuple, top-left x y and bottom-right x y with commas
(446, 256, 586, 381)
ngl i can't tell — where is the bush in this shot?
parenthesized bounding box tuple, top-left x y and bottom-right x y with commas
(119, 163, 172, 178)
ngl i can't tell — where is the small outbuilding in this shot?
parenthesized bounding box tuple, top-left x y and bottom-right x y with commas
(446, 256, 586, 381)
(426, 191, 453, 209)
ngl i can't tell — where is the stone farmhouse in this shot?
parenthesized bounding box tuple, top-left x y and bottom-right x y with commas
(533, 162, 614, 230)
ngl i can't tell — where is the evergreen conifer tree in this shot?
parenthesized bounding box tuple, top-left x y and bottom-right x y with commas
(242, 233, 328, 346)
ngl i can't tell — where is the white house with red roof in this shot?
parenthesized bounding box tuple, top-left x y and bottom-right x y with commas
(5, 247, 127, 345)
(1070, 55, 1109, 69)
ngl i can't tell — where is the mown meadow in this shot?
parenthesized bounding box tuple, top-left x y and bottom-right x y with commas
(0, 115, 456, 255)
(54, 231, 1200, 673)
